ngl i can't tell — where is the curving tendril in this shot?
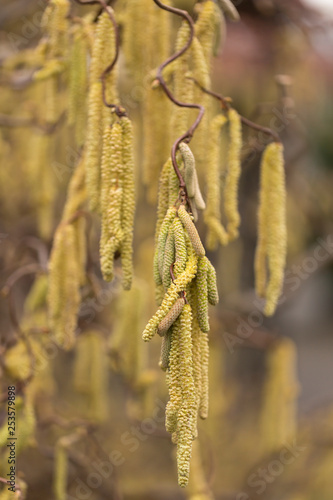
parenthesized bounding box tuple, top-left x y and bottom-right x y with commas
(72, 0, 126, 117)
(152, 0, 205, 194)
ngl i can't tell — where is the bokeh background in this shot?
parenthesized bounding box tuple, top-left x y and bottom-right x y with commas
(0, 0, 333, 499)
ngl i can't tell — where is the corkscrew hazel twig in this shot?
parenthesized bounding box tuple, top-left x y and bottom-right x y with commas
(152, 0, 205, 194)
(72, 0, 126, 117)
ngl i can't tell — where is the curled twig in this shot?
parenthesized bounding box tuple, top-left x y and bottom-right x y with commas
(152, 0, 205, 192)
(72, 0, 126, 117)
(190, 78, 281, 143)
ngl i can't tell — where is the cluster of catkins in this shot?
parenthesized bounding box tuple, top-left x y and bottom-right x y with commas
(47, 3, 135, 350)
(142, 144, 219, 487)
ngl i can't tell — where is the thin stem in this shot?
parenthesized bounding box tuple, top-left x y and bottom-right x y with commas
(72, 0, 126, 117)
(152, 0, 204, 190)
(190, 78, 281, 143)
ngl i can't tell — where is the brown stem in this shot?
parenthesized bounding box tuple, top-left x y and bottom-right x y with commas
(153, 0, 204, 190)
(190, 78, 281, 143)
(72, 0, 126, 118)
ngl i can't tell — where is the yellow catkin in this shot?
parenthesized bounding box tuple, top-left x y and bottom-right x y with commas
(24, 274, 48, 313)
(142, 1, 171, 203)
(157, 298, 186, 336)
(191, 314, 202, 428)
(48, 224, 80, 350)
(85, 11, 116, 211)
(171, 21, 194, 140)
(159, 331, 172, 371)
(204, 114, 228, 249)
(173, 217, 187, 277)
(166, 320, 182, 434)
(43, 0, 70, 59)
(259, 338, 298, 453)
(195, 257, 209, 333)
(177, 304, 196, 488)
(224, 108, 242, 241)
(53, 442, 68, 500)
(195, 0, 221, 64)
(178, 205, 205, 257)
(68, 27, 88, 146)
(199, 331, 209, 420)
(4, 340, 32, 381)
(255, 142, 286, 316)
(100, 123, 123, 281)
(120, 117, 136, 290)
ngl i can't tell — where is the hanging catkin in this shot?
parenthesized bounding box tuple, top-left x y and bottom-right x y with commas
(85, 11, 117, 212)
(205, 114, 228, 249)
(68, 25, 88, 146)
(224, 108, 242, 241)
(53, 441, 68, 500)
(259, 338, 298, 454)
(99, 116, 135, 288)
(255, 141, 287, 316)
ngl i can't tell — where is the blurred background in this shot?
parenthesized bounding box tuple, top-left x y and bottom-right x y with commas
(0, 0, 333, 499)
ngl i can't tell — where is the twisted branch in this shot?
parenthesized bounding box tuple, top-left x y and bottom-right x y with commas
(153, 0, 204, 192)
(72, 0, 126, 117)
(190, 78, 281, 143)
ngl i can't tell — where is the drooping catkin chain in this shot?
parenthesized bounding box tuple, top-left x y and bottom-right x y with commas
(255, 141, 287, 316)
(99, 117, 135, 289)
(144, 192, 219, 487)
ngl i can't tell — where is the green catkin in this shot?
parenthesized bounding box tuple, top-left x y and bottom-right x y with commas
(178, 205, 205, 257)
(195, 257, 210, 333)
(177, 304, 196, 488)
(168, 158, 181, 207)
(142, 249, 198, 341)
(156, 158, 172, 237)
(255, 142, 287, 316)
(157, 298, 186, 337)
(53, 442, 68, 500)
(159, 331, 172, 371)
(191, 315, 202, 422)
(204, 114, 229, 249)
(162, 225, 175, 290)
(120, 117, 136, 290)
(199, 331, 209, 420)
(224, 108, 242, 241)
(216, 0, 241, 21)
(173, 217, 187, 277)
(157, 207, 177, 281)
(179, 142, 206, 214)
(68, 27, 88, 146)
(206, 257, 219, 306)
